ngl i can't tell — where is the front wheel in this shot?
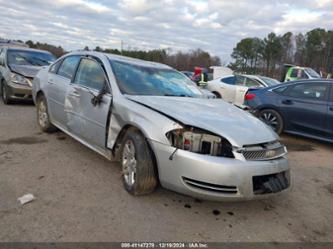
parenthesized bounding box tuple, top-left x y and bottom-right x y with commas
(37, 95, 56, 132)
(120, 128, 158, 195)
(258, 109, 283, 134)
(1, 83, 11, 105)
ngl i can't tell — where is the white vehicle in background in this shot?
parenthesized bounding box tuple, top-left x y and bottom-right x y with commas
(206, 74, 280, 106)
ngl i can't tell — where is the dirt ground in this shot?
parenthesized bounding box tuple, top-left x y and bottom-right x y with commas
(0, 101, 332, 242)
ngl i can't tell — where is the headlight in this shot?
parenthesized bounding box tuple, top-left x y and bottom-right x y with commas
(10, 73, 31, 86)
(166, 128, 234, 158)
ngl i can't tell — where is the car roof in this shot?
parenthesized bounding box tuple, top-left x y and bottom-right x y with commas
(6, 47, 53, 54)
(67, 51, 172, 69)
(261, 79, 333, 91)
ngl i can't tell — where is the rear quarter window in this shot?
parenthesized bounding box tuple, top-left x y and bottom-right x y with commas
(272, 86, 288, 95)
(49, 59, 63, 74)
(221, 76, 235, 85)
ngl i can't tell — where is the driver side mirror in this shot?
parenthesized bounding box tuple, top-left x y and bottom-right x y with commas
(91, 79, 111, 106)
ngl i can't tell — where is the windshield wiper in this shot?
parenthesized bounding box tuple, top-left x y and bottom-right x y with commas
(164, 94, 192, 97)
(31, 56, 52, 65)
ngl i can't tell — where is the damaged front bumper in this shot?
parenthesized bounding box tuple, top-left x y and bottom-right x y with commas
(5, 81, 32, 100)
(150, 140, 290, 201)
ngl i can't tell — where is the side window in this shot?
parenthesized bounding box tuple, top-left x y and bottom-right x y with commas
(273, 86, 288, 95)
(301, 70, 308, 79)
(57, 56, 81, 79)
(0, 49, 3, 66)
(0, 49, 5, 66)
(290, 69, 298, 78)
(49, 60, 63, 74)
(287, 83, 328, 101)
(221, 76, 235, 85)
(245, 78, 261, 88)
(235, 75, 246, 86)
(74, 58, 106, 91)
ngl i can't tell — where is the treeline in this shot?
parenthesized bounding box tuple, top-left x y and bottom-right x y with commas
(1, 37, 221, 71)
(85, 46, 221, 71)
(230, 28, 333, 79)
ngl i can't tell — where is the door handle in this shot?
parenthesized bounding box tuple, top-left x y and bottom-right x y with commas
(282, 99, 293, 105)
(69, 91, 80, 97)
(48, 79, 54, 85)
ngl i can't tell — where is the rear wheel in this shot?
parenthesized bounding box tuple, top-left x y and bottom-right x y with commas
(258, 109, 283, 134)
(1, 83, 11, 105)
(37, 95, 56, 132)
(212, 91, 221, 98)
(120, 128, 158, 195)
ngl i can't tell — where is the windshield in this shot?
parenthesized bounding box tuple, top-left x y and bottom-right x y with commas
(258, 76, 280, 86)
(110, 60, 203, 97)
(7, 50, 56, 66)
(305, 68, 321, 78)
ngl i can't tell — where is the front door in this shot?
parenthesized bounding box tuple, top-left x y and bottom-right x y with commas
(280, 82, 329, 136)
(65, 57, 112, 148)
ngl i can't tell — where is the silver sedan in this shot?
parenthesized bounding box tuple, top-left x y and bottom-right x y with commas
(32, 51, 290, 201)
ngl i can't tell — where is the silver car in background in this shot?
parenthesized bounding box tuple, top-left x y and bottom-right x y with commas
(32, 51, 290, 201)
(0, 47, 55, 104)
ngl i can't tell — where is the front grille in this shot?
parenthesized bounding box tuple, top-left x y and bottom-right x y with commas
(253, 171, 289, 195)
(182, 177, 238, 194)
(239, 141, 286, 161)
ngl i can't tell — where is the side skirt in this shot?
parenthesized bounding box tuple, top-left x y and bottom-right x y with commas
(51, 120, 114, 161)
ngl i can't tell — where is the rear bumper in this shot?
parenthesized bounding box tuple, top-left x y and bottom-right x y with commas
(5, 81, 32, 100)
(150, 140, 290, 201)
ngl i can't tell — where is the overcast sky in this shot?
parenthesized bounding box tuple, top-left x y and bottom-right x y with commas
(0, 0, 332, 63)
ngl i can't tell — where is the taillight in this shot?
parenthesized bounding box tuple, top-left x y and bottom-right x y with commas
(245, 93, 256, 100)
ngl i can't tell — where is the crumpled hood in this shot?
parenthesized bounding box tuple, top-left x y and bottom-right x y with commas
(9, 65, 42, 78)
(127, 95, 278, 147)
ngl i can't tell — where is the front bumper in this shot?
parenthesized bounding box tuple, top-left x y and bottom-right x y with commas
(5, 81, 32, 100)
(150, 140, 290, 201)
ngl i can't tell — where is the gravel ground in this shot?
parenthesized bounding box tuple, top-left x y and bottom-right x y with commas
(0, 101, 332, 242)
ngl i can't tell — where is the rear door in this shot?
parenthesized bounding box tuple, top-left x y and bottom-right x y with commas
(65, 57, 112, 148)
(47, 56, 81, 126)
(279, 82, 329, 136)
(234, 75, 249, 106)
(219, 76, 236, 103)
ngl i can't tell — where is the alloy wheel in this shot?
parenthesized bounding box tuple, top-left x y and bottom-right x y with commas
(38, 100, 49, 128)
(2, 85, 7, 102)
(260, 111, 279, 131)
(122, 139, 137, 187)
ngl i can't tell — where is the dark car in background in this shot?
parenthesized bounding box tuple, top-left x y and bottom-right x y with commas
(0, 47, 56, 104)
(245, 79, 333, 143)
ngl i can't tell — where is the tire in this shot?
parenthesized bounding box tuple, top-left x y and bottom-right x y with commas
(212, 91, 222, 98)
(258, 109, 284, 134)
(1, 82, 12, 105)
(120, 128, 158, 195)
(36, 95, 56, 132)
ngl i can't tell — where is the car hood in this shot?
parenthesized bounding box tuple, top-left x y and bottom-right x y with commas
(126, 95, 278, 147)
(9, 64, 42, 78)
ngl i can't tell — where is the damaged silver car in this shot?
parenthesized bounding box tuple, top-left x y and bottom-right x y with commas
(32, 51, 290, 201)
